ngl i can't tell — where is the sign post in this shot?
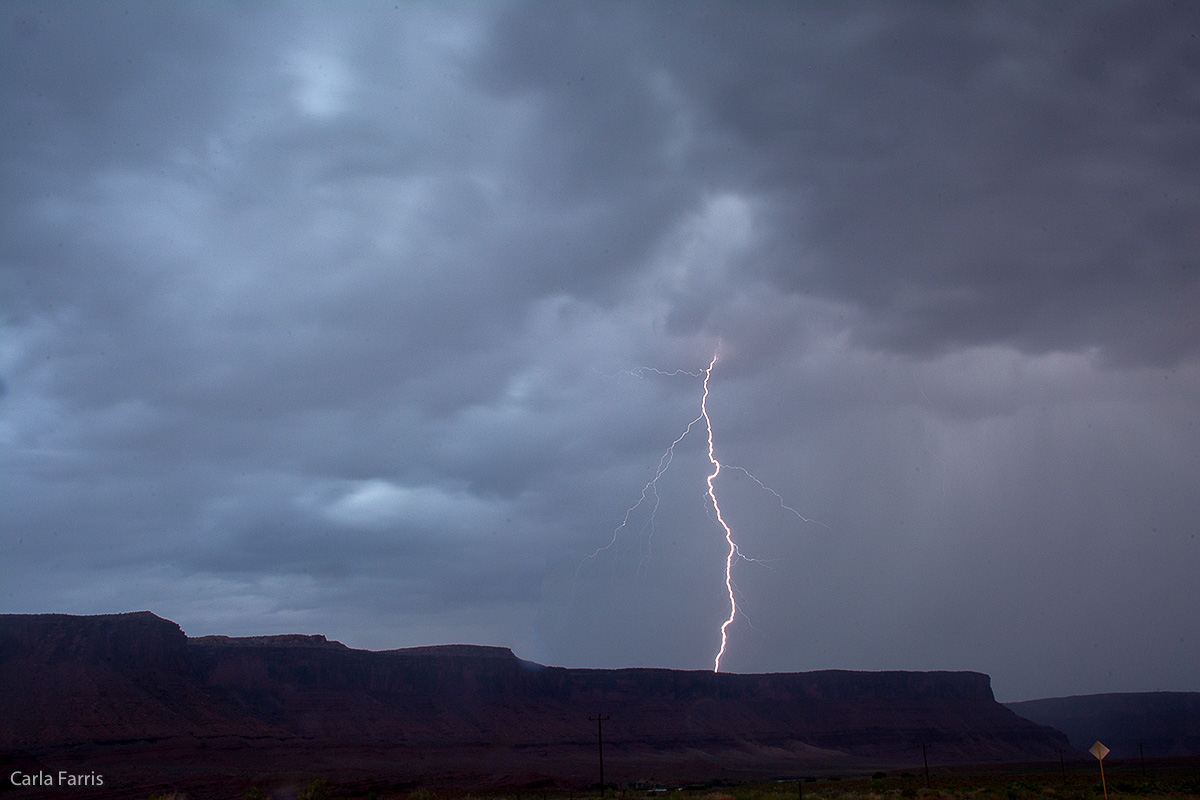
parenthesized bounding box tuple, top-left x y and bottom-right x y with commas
(1090, 741, 1110, 800)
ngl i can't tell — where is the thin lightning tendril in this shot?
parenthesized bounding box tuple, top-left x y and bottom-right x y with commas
(724, 464, 834, 533)
(593, 366, 704, 380)
(582, 414, 705, 567)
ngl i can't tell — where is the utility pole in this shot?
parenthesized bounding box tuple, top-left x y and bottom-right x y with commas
(1058, 749, 1067, 782)
(920, 743, 930, 787)
(1139, 742, 1146, 776)
(590, 714, 610, 796)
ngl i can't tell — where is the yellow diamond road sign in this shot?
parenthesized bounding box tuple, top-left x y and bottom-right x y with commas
(1090, 741, 1110, 760)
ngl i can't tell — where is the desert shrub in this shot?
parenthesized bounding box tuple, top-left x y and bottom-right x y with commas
(1113, 782, 1161, 795)
(300, 778, 330, 800)
(243, 788, 264, 800)
(1005, 781, 1037, 800)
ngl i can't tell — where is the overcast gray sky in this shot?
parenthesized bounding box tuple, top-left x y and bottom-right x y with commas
(2, 1, 1198, 702)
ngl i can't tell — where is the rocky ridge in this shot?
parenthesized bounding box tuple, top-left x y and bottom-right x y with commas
(2, 611, 1074, 795)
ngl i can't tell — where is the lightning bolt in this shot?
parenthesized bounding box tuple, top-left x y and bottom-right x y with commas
(702, 350, 739, 672)
(592, 346, 829, 673)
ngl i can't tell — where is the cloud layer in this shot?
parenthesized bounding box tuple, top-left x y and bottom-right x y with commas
(2, 1, 1198, 700)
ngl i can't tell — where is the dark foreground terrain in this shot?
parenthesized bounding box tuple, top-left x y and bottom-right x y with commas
(0, 611, 1125, 799)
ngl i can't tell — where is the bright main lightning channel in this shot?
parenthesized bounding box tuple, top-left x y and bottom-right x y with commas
(701, 350, 739, 672)
(596, 347, 825, 672)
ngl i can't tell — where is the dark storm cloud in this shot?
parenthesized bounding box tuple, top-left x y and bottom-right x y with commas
(618, 2, 1200, 363)
(461, 2, 1200, 362)
(2, 1, 1197, 700)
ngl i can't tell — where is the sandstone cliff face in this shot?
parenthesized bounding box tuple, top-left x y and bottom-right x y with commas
(2, 611, 1071, 787)
(0, 612, 283, 748)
